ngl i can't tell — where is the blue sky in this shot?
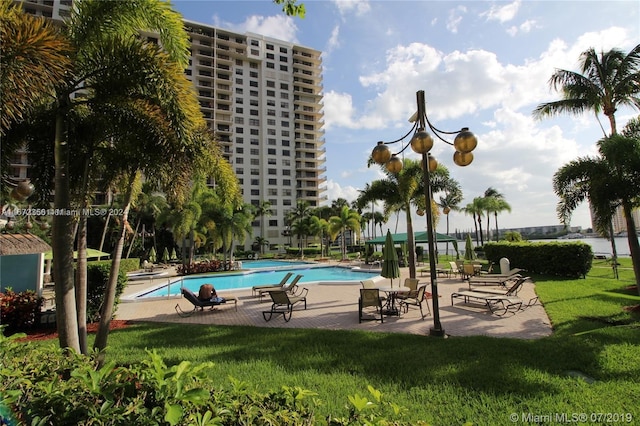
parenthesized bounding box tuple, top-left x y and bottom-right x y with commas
(172, 0, 639, 234)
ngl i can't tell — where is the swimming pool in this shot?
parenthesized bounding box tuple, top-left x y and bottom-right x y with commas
(241, 259, 314, 269)
(133, 266, 380, 299)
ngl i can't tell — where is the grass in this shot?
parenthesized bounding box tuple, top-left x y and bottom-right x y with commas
(38, 258, 640, 425)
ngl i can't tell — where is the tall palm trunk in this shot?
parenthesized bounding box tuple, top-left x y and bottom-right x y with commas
(494, 213, 500, 242)
(94, 171, 136, 363)
(472, 212, 479, 245)
(477, 215, 484, 246)
(622, 202, 640, 293)
(75, 215, 88, 354)
(75, 154, 93, 355)
(405, 207, 416, 279)
(53, 106, 80, 352)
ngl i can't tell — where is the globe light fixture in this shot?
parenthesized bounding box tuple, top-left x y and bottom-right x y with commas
(370, 90, 478, 337)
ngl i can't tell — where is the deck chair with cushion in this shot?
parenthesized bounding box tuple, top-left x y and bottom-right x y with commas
(257, 274, 303, 301)
(451, 277, 537, 316)
(359, 288, 384, 323)
(468, 276, 530, 295)
(175, 287, 237, 317)
(467, 273, 522, 289)
(262, 289, 307, 322)
(449, 261, 461, 278)
(252, 272, 293, 297)
(398, 285, 430, 319)
(396, 278, 419, 298)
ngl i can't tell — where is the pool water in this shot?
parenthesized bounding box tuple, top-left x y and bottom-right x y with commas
(136, 266, 380, 299)
(241, 259, 314, 269)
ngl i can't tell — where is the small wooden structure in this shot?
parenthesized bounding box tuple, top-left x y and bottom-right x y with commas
(0, 233, 51, 295)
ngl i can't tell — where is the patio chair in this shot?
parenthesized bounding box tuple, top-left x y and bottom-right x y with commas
(451, 278, 537, 316)
(398, 285, 430, 319)
(251, 272, 293, 297)
(449, 261, 461, 277)
(467, 273, 522, 289)
(262, 289, 307, 322)
(175, 287, 237, 317)
(359, 288, 384, 323)
(361, 280, 386, 301)
(469, 276, 529, 294)
(257, 274, 303, 301)
(396, 278, 419, 298)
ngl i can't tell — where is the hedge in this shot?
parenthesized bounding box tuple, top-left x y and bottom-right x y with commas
(483, 241, 593, 278)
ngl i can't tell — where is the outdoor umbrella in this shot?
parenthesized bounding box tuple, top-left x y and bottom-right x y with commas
(170, 247, 177, 261)
(464, 234, 475, 261)
(149, 246, 157, 263)
(381, 230, 401, 288)
(162, 247, 169, 263)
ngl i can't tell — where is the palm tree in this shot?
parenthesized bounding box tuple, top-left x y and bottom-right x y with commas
(533, 44, 640, 136)
(255, 201, 272, 254)
(309, 214, 329, 257)
(483, 187, 511, 241)
(328, 206, 361, 261)
(463, 198, 485, 246)
(554, 127, 640, 293)
(438, 183, 463, 255)
(534, 44, 640, 265)
(0, 1, 70, 138)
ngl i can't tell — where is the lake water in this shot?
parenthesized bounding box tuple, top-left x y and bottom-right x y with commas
(434, 236, 637, 257)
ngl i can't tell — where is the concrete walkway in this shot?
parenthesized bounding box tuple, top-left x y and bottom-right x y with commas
(116, 263, 553, 339)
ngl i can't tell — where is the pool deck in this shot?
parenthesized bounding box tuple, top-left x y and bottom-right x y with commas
(115, 262, 553, 339)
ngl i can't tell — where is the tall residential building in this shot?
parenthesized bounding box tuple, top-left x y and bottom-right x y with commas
(589, 204, 640, 235)
(14, 0, 327, 251)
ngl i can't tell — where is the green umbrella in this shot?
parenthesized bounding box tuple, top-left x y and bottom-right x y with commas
(149, 246, 157, 263)
(464, 234, 475, 261)
(381, 230, 400, 288)
(170, 247, 177, 261)
(162, 247, 169, 263)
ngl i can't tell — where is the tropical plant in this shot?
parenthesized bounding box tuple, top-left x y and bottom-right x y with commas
(533, 44, 640, 136)
(463, 197, 485, 246)
(328, 206, 361, 261)
(553, 128, 640, 293)
(438, 181, 463, 255)
(0, 1, 70, 138)
(483, 187, 511, 242)
(309, 214, 329, 257)
(534, 43, 640, 272)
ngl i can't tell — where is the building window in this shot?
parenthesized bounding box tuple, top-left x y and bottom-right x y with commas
(250, 90, 259, 97)
(283, 189, 292, 196)
(268, 138, 276, 145)
(268, 148, 276, 155)
(283, 199, 291, 206)
(268, 169, 277, 175)
(251, 179, 259, 185)
(268, 188, 278, 196)
(236, 168, 244, 174)
(282, 159, 290, 167)
(281, 121, 289, 127)
(236, 147, 244, 153)
(250, 149, 259, 156)
(280, 92, 289, 99)
(280, 56, 287, 62)
(235, 108, 243, 114)
(282, 150, 290, 156)
(282, 170, 291, 176)
(235, 78, 243, 85)
(250, 71, 258, 78)
(250, 129, 259, 135)
(267, 119, 276, 126)
(281, 102, 289, 108)
(269, 219, 278, 226)
(280, 65, 288, 72)
(280, 47, 287, 53)
(251, 189, 259, 196)
(282, 140, 290, 146)
(283, 179, 291, 186)
(251, 40, 259, 46)
(236, 158, 244, 164)
(268, 178, 277, 185)
(250, 138, 259, 145)
(266, 43, 274, 50)
(266, 62, 274, 69)
(250, 158, 259, 165)
(266, 80, 275, 88)
(251, 169, 259, 175)
(267, 90, 275, 97)
(268, 158, 277, 165)
(236, 137, 244, 144)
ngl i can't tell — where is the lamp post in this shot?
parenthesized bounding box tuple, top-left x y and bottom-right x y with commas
(371, 90, 477, 337)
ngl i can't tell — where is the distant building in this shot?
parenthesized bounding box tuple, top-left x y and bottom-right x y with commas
(14, 0, 327, 251)
(589, 204, 640, 235)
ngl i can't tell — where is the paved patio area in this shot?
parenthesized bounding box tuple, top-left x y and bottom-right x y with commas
(116, 263, 553, 339)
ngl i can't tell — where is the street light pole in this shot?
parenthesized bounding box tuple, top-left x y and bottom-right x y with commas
(370, 89, 477, 337)
(416, 91, 445, 336)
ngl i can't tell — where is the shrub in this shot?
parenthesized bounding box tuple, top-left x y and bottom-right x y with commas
(483, 241, 593, 278)
(0, 289, 43, 335)
(85, 261, 128, 323)
(0, 333, 422, 425)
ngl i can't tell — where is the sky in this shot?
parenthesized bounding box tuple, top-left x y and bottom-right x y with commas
(172, 0, 640, 235)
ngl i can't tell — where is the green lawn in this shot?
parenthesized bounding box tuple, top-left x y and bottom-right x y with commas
(42, 259, 640, 424)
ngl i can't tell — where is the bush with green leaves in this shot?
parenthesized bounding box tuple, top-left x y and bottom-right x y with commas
(0, 289, 43, 335)
(85, 261, 128, 323)
(483, 241, 593, 278)
(0, 330, 426, 425)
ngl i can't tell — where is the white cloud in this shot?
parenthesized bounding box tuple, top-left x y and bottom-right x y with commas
(507, 19, 539, 37)
(446, 6, 466, 34)
(212, 14, 298, 43)
(332, 0, 371, 17)
(326, 25, 341, 54)
(323, 180, 361, 205)
(482, 0, 521, 23)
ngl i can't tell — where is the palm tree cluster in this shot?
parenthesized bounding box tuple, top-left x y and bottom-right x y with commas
(535, 44, 640, 292)
(1, 1, 239, 356)
(463, 188, 512, 246)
